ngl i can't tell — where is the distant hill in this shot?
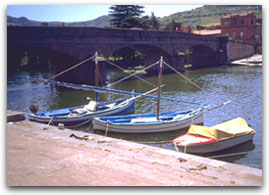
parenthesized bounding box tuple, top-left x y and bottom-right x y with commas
(159, 5, 262, 28)
(7, 15, 112, 27)
(7, 5, 262, 28)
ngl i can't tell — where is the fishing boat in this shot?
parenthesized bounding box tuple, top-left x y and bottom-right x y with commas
(92, 56, 205, 134)
(93, 107, 203, 133)
(29, 98, 135, 127)
(21, 77, 165, 128)
(18, 54, 211, 130)
(173, 117, 255, 154)
(23, 51, 138, 128)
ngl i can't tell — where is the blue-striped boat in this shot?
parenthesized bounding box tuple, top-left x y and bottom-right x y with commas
(92, 106, 204, 133)
(29, 98, 135, 128)
(93, 56, 205, 134)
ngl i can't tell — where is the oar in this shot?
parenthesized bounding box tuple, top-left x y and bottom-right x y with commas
(205, 101, 231, 113)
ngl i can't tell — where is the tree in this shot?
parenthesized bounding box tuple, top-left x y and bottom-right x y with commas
(120, 17, 140, 28)
(164, 20, 182, 31)
(150, 12, 160, 29)
(109, 5, 145, 28)
(137, 16, 152, 29)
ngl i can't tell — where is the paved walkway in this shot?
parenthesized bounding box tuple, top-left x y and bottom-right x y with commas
(7, 120, 262, 186)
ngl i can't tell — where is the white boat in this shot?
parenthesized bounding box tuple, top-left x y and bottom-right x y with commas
(29, 98, 135, 128)
(93, 56, 204, 134)
(93, 107, 204, 133)
(173, 117, 255, 154)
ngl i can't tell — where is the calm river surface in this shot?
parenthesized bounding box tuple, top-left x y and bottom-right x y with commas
(7, 64, 262, 169)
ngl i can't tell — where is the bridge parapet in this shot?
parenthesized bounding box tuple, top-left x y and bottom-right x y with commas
(8, 26, 231, 84)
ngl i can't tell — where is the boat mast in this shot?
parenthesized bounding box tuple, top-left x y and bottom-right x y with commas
(95, 51, 99, 101)
(156, 56, 163, 120)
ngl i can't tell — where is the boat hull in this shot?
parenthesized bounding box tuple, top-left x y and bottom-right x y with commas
(175, 133, 254, 154)
(93, 108, 204, 133)
(29, 99, 135, 128)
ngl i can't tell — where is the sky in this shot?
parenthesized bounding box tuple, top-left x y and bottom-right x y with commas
(7, 5, 202, 22)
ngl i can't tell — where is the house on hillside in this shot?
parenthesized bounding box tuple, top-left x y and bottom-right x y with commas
(180, 25, 192, 33)
(193, 29, 221, 35)
(221, 12, 256, 41)
(193, 23, 221, 35)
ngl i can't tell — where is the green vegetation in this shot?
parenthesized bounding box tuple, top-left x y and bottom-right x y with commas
(109, 5, 145, 27)
(164, 20, 182, 31)
(159, 5, 262, 28)
(108, 5, 160, 29)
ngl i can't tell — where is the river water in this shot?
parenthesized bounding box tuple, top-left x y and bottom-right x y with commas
(7, 64, 262, 169)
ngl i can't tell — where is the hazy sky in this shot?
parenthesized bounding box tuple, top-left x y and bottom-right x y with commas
(7, 5, 202, 22)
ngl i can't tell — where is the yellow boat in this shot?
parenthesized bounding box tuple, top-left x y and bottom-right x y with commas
(173, 117, 255, 154)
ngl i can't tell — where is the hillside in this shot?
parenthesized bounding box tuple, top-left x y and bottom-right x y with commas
(7, 5, 262, 28)
(159, 5, 262, 28)
(7, 15, 112, 27)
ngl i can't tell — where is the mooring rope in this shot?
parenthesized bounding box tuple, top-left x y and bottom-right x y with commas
(162, 60, 203, 91)
(49, 55, 95, 80)
(105, 121, 109, 137)
(43, 116, 54, 130)
(103, 59, 157, 88)
(62, 118, 94, 129)
(162, 59, 234, 112)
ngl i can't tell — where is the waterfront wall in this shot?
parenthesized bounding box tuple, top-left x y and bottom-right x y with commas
(227, 41, 256, 61)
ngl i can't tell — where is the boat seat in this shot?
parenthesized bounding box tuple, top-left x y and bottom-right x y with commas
(73, 100, 98, 114)
(131, 117, 158, 123)
(83, 100, 98, 112)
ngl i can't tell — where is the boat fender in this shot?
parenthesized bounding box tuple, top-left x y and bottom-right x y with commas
(29, 105, 38, 114)
(58, 123, 64, 130)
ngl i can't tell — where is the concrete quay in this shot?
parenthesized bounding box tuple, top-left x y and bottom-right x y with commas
(231, 54, 262, 66)
(7, 110, 25, 122)
(6, 115, 262, 186)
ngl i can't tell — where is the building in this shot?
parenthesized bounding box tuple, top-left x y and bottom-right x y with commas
(193, 23, 221, 35)
(193, 29, 221, 35)
(180, 26, 192, 33)
(256, 18, 262, 42)
(221, 12, 256, 41)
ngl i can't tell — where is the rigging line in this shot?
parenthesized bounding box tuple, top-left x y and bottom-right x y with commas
(105, 61, 159, 88)
(162, 60, 232, 104)
(49, 55, 95, 80)
(162, 60, 203, 91)
(97, 70, 104, 87)
(102, 58, 157, 88)
(16, 75, 203, 105)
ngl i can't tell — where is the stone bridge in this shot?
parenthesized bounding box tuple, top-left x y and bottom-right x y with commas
(8, 26, 229, 84)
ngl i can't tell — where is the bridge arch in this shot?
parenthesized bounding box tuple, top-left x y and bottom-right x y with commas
(8, 26, 230, 84)
(106, 43, 174, 72)
(7, 46, 99, 84)
(185, 44, 217, 69)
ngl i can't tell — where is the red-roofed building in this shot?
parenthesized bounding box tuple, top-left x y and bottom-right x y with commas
(193, 29, 221, 35)
(221, 12, 256, 41)
(180, 26, 191, 33)
(192, 23, 221, 35)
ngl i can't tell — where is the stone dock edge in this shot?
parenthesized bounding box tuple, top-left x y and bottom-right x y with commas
(6, 110, 262, 186)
